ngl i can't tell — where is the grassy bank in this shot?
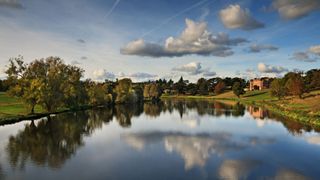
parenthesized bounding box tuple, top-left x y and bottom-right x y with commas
(0, 92, 96, 125)
(162, 89, 320, 126)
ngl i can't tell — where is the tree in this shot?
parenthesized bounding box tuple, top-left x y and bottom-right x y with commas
(232, 82, 245, 98)
(305, 69, 320, 91)
(186, 83, 197, 95)
(174, 77, 186, 95)
(5, 56, 87, 113)
(143, 83, 162, 101)
(214, 81, 225, 95)
(86, 81, 112, 106)
(114, 78, 136, 104)
(270, 79, 286, 100)
(285, 75, 304, 98)
(5, 56, 38, 114)
(197, 78, 209, 95)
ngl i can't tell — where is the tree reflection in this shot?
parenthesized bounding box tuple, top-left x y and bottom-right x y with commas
(6, 110, 113, 170)
(114, 103, 143, 128)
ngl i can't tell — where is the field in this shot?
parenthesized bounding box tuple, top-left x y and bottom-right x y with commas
(0, 92, 43, 118)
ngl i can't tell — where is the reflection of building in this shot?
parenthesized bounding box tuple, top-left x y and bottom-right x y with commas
(248, 106, 268, 119)
(249, 78, 270, 91)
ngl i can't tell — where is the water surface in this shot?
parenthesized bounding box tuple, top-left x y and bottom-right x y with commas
(0, 99, 319, 179)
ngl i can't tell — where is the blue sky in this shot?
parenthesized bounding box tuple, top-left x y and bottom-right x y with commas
(0, 0, 319, 81)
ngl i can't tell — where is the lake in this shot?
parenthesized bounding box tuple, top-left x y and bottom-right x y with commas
(0, 99, 319, 180)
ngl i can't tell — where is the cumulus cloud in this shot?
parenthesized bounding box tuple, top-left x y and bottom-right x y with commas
(272, 0, 320, 20)
(291, 52, 317, 62)
(258, 63, 288, 74)
(92, 69, 116, 80)
(219, 4, 264, 30)
(309, 45, 320, 55)
(172, 62, 216, 77)
(121, 19, 248, 58)
(249, 44, 279, 53)
(0, 0, 23, 9)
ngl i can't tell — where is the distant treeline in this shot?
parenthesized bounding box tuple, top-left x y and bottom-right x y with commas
(2, 56, 320, 114)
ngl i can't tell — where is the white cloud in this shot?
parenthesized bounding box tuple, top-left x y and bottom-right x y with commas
(258, 63, 288, 73)
(309, 45, 320, 55)
(305, 135, 320, 145)
(121, 19, 247, 58)
(249, 44, 279, 53)
(92, 69, 116, 80)
(219, 4, 264, 30)
(172, 62, 216, 77)
(273, 0, 320, 20)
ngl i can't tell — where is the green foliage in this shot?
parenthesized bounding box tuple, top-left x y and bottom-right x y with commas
(5, 56, 86, 113)
(114, 78, 136, 104)
(86, 82, 113, 106)
(143, 83, 162, 101)
(186, 83, 198, 95)
(197, 78, 209, 95)
(232, 82, 245, 98)
(270, 79, 286, 100)
(284, 72, 304, 98)
(173, 77, 186, 94)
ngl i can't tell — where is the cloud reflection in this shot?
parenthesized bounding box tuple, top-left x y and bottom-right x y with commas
(122, 132, 275, 170)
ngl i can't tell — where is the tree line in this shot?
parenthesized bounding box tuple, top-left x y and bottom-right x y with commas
(4, 56, 162, 114)
(3, 56, 320, 114)
(270, 70, 320, 99)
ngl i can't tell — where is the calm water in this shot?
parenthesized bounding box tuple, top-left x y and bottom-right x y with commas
(0, 99, 320, 180)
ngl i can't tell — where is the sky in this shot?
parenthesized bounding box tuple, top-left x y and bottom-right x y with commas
(0, 0, 320, 82)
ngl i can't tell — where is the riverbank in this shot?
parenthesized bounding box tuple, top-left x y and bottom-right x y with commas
(162, 89, 320, 126)
(0, 92, 107, 125)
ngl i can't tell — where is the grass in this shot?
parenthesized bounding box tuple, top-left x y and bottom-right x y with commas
(0, 92, 44, 118)
(162, 89, 320, 126)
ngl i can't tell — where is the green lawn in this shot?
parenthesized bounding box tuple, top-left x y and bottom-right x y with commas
(0, 92, 43, 118)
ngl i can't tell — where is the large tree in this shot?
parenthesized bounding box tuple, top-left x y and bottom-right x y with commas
(197, 78, 209, 95)
(173, 77, 186, 95)
(285, 74, 304, 98)
(5, 56, 86, 113)
(232, 82, 245, 98)
(270, 79, 286, 100)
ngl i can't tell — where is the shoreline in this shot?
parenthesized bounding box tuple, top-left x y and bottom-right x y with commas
(161, 95, 320, 127)
(0, 105, 105, 126)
